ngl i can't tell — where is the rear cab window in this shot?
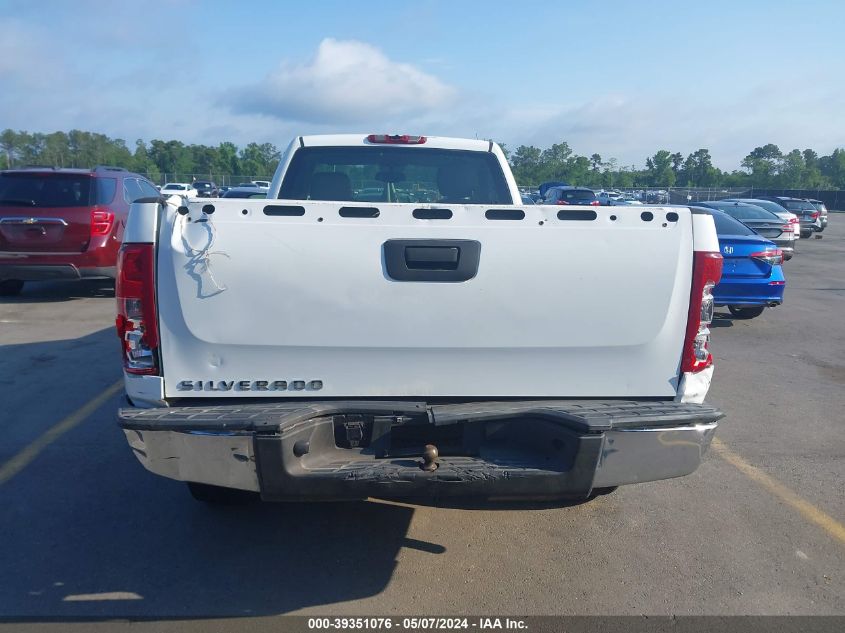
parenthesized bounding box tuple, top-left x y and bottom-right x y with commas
(279, 147, 513, 204)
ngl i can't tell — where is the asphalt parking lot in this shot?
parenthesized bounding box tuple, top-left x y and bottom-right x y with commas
(0, 221, 843, 626)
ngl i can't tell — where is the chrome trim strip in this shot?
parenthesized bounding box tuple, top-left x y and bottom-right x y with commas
(614, 422, 718, 433)
(0, 252, 81, 256)
(0, 217, 69, 226)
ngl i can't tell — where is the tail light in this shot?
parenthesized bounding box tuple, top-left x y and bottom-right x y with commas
(681, 251, 723, 373)
(91, 207, 115, 236)
(788, 217, 799, 224)
(781, 224, 793, 234)
(366, 134, 426, 145)
(115, 243, 159, 375)
(810, 211, 820, 219)
(590, 200, 600, 206)
(750, 249, 783, 265)
(555, 200, 569, 205)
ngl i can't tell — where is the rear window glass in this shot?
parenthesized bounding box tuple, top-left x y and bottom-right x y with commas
(0, 173, 92, 208)
(122, 178, 143, 204)
(279, 147, 512, 204)
(709, 211, 755, 236)
(223, 189, 266, 198)
(138, 180, 160, 198)
(551, 189, 596, 202)
(780, 200, 814, 211)
(732, 199, 785, 214)
(94, 177, 117, 204)
(710, 203, 778, 220)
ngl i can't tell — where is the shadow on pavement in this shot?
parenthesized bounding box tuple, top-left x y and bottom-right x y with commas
(1, 442, 427, 619)
(710, 313, 734, 328)
(0, 329, 434, 621)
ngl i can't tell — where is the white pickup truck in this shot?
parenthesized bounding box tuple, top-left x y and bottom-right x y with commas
(116, 133, 724, 504)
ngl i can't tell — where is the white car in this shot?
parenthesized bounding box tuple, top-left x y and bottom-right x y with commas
(610, 195, 643, 206)
(251, 180, 271, 189)
(597, 190, 623, 205)
(160, 182, 198, 198)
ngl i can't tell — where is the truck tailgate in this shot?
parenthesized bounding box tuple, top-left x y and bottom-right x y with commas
(157, 201, 694, 399)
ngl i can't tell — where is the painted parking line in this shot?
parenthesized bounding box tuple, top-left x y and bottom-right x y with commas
(0, 379, 123, 486)
(711, 437, 845, 546)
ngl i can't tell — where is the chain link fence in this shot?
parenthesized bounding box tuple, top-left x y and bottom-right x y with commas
(519, 185, 845, 210)
(148, 175, 845, 209)
(650, 187, 845, 210)
(143, 174, 274, 187)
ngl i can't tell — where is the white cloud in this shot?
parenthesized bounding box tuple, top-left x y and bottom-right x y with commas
(0, 12, 841, 173)
(493, 84, 845, 169)
(227, 38, 456, 124)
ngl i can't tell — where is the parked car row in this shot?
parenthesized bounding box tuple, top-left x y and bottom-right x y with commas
(695, 201, 796, 260)
(699, 207, 786, 320)
(755, 196, 827, 237)
(0, 167, 831, 308)
(157, 180, 270, 198)
(698, 195, 828, 318)
(513, 185, 833, 320)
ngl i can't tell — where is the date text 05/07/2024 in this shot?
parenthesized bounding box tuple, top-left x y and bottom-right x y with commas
(306, 617, 528, 630)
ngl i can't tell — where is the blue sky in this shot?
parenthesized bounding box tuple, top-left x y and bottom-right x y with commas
(1, 0, 843, 168)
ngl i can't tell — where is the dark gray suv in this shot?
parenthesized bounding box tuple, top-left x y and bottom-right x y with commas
(543, 187, 599, 206)
(193, 181, 219, 197)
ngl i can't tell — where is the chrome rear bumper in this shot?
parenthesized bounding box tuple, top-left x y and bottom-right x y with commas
(120, 400, 723, 500)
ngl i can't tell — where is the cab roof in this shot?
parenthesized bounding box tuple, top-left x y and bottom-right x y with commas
(299, 134, 494, 152)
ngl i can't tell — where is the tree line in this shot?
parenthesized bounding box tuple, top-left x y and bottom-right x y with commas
(0, 129, 281, 183)
(2, 128, 844, 189)
(500, 142, 845, 189)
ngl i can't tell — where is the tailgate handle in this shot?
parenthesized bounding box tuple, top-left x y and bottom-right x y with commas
(383, 239, 481, 283)
(405, 246, 459, 270)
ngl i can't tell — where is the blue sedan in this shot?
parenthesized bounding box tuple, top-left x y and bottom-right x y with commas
(705, 208, 786, 319)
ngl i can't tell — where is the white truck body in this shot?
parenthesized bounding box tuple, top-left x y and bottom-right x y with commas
(117, 134, 724, 502)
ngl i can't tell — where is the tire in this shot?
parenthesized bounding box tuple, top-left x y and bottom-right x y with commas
(728, 305, 765, 319)
(187, 482, 257, 505)
(0, 279, 24, 296)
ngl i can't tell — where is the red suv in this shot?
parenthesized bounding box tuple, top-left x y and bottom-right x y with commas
(0, 166, 159, 296)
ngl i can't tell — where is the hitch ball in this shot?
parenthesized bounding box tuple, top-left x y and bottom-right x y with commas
(421, 444, 439, 472)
